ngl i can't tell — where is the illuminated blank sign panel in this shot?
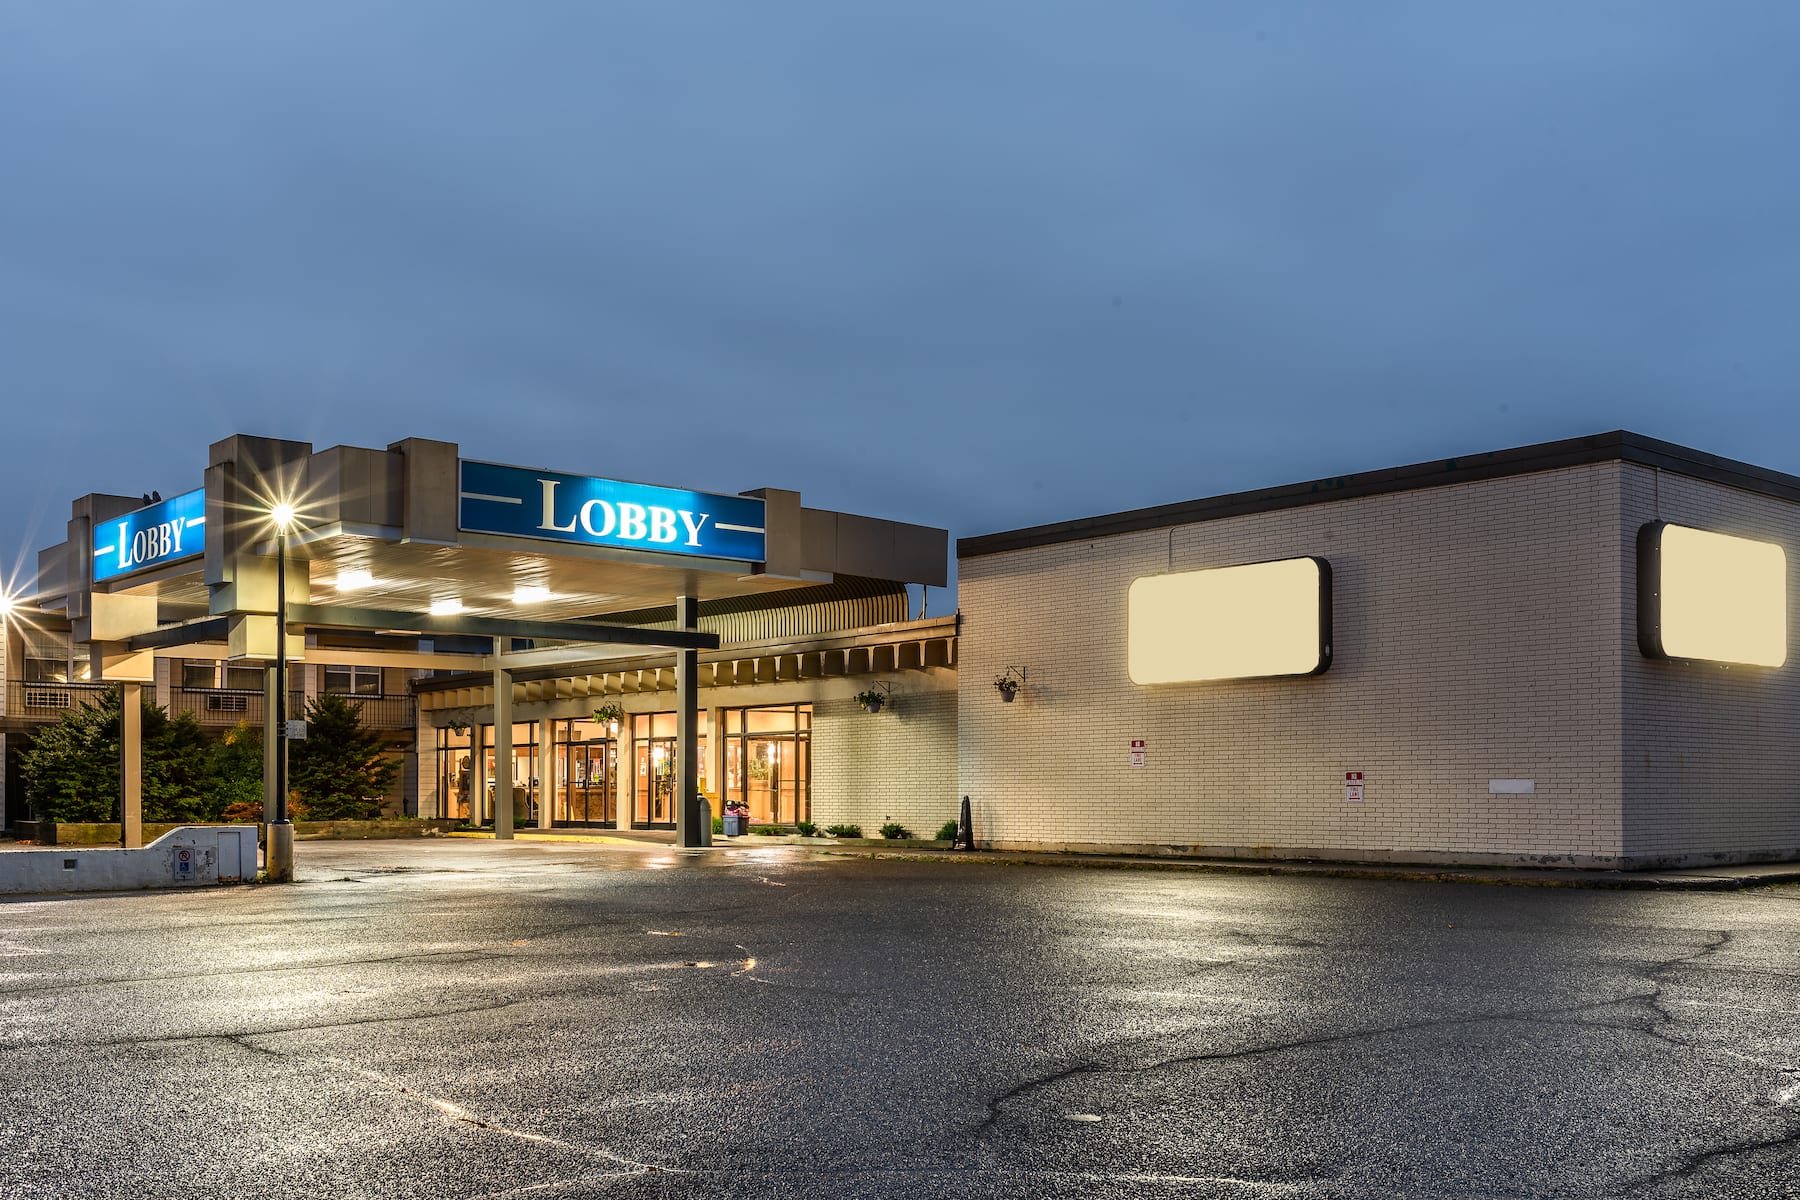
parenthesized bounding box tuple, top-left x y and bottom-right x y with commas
(1639, 522, 1786, 667)
(1128, 557, 1332, 684)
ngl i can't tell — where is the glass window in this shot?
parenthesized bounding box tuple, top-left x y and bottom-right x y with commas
(182, 663, 217, 689)
(722, 705, 811, 827)
(224, 665, 265, 691)
(325, 665, 381, 695)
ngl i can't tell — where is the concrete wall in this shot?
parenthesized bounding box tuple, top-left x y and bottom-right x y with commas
(958, 463, 1628, 866)
(1620, 464, 1800, 866)
(0, 826, 260, 894)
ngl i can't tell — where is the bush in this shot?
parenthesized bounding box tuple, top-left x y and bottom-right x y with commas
(825, 824, 862, 838)
(221, 800, 264, 824)
(936, 820, 960, 842)
(712, 816, 724, 834)
(795, 820, 819, 837)
(878, 821, 911, 840)
(751, 825, 786, 836)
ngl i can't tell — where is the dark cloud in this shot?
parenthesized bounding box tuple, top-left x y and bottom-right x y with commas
(4, 1, 1800, 600)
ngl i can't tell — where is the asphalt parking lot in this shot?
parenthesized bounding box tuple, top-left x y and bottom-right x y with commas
(0, 839, 1796, 1199)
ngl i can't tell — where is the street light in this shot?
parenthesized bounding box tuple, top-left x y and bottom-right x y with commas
(269, 503, 297, 881)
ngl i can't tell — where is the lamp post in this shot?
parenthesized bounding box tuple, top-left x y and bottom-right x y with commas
(268, 503, 296, 881)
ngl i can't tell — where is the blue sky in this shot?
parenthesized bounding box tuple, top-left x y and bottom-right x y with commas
(4, 2, 1799, 603)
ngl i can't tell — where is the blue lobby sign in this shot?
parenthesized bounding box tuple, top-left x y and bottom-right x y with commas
(458, 461, 767, 562)
(92, 489, 206, 583)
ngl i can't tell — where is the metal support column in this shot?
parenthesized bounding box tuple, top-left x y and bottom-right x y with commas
(674, 595, 701, 848)
(119, 682, 143, 849)
(493, 639, 514, 839)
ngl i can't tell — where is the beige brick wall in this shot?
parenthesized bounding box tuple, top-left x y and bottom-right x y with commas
(959, 463, 1628, 865)
(1620, 465, 1800, 865)
(812, 671, 959, 837)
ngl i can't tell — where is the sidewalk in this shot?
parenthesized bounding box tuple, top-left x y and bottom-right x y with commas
(447, 828, 1800, 890)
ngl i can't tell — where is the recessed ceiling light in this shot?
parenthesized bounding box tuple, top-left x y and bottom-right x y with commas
(430, 598, 465, 616)
(337, 569, 373, 591)
(513, 584, 552, 604)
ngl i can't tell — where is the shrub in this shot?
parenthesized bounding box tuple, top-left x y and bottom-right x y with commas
(795, 820, 818, 837)
(289, 693, 401, 820)
(878, 822, 911, 840)
(20, 689, 224, 823)
(936, 820, 960, 842)
(824, 824, 862, 838)
(712, 816, 724, 835)
(751, 825, 786, 836)
(221, 800, 264, 824)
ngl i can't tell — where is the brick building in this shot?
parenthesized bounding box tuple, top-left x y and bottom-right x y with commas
(956, 432, 1800, 869)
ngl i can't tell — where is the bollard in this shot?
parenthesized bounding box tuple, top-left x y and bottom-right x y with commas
(955, 794, 976, 851)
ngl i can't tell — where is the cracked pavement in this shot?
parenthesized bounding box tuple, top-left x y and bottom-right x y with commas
(0, 841, 1797, 1199)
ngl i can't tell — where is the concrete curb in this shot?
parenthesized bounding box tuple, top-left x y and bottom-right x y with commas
(812, 848, 1800, 891)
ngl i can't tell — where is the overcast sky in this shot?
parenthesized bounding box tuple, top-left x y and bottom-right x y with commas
(5, 2, 1800, 602)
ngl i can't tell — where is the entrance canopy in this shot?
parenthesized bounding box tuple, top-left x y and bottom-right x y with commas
(26, 432, 949, 851)
(31, 433, 947, 676)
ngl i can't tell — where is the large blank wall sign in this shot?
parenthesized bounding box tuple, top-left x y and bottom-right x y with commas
(1639, 523, 1786, 668)
(1128, 556, 1332, 685)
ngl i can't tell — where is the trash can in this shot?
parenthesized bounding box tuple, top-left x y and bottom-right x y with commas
(723, 812, 746, 837)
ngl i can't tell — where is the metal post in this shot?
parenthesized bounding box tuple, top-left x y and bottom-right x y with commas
(674, 595, 701, 848)
(266, 523, 294, 881)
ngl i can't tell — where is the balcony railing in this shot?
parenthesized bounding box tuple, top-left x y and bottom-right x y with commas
(2, 683, 416, 731)
(168, 687, 415, 731)
(2, 680, 112, 721)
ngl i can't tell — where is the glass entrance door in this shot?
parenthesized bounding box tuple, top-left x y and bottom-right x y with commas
(635, 738, 678, 827)
(629, 712, 710, 829)
(561, 740, 615, 825)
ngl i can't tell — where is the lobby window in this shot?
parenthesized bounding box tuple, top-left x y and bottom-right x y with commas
(324, 664, 382, 696)
(723, 704, 811, 826)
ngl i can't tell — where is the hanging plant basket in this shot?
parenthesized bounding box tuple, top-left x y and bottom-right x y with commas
(998, 688, 1016, 703)
(853, 687, 889, 715)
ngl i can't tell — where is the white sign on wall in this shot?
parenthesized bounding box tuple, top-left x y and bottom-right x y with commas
(1344, 771, 1364, 803)
(1130, 739, 1147, 768)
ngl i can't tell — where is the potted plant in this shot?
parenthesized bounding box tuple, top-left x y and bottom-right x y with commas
(722, 798, 750, 837)
(853, 688, 888, 715)
(994, 675, 1022, 703)
(591, 703, 624, 735)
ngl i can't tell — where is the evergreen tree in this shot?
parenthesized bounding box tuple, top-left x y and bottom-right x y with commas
(18, 690, 219, 823)
(19, 691, 120, 823)
(288, 693, 401, 820)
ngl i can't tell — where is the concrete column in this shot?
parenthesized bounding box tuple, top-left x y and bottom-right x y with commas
(708, 704, 726, 829)
(617, 717, 634, 831)
(0, 732, 9, 830)
(493, 642, 514, 839)
(675, 596, 701, 848)
(120, 682, 143, 849)
(538, 716, 556, 830)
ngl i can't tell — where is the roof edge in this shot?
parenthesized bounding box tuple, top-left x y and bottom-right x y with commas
(957, 430, 1800, 558)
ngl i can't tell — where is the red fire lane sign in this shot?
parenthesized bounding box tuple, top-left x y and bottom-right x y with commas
(1344, 772, 1364, 803)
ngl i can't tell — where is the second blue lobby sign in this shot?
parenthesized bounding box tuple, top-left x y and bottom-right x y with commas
(457, 461, 767, 563)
